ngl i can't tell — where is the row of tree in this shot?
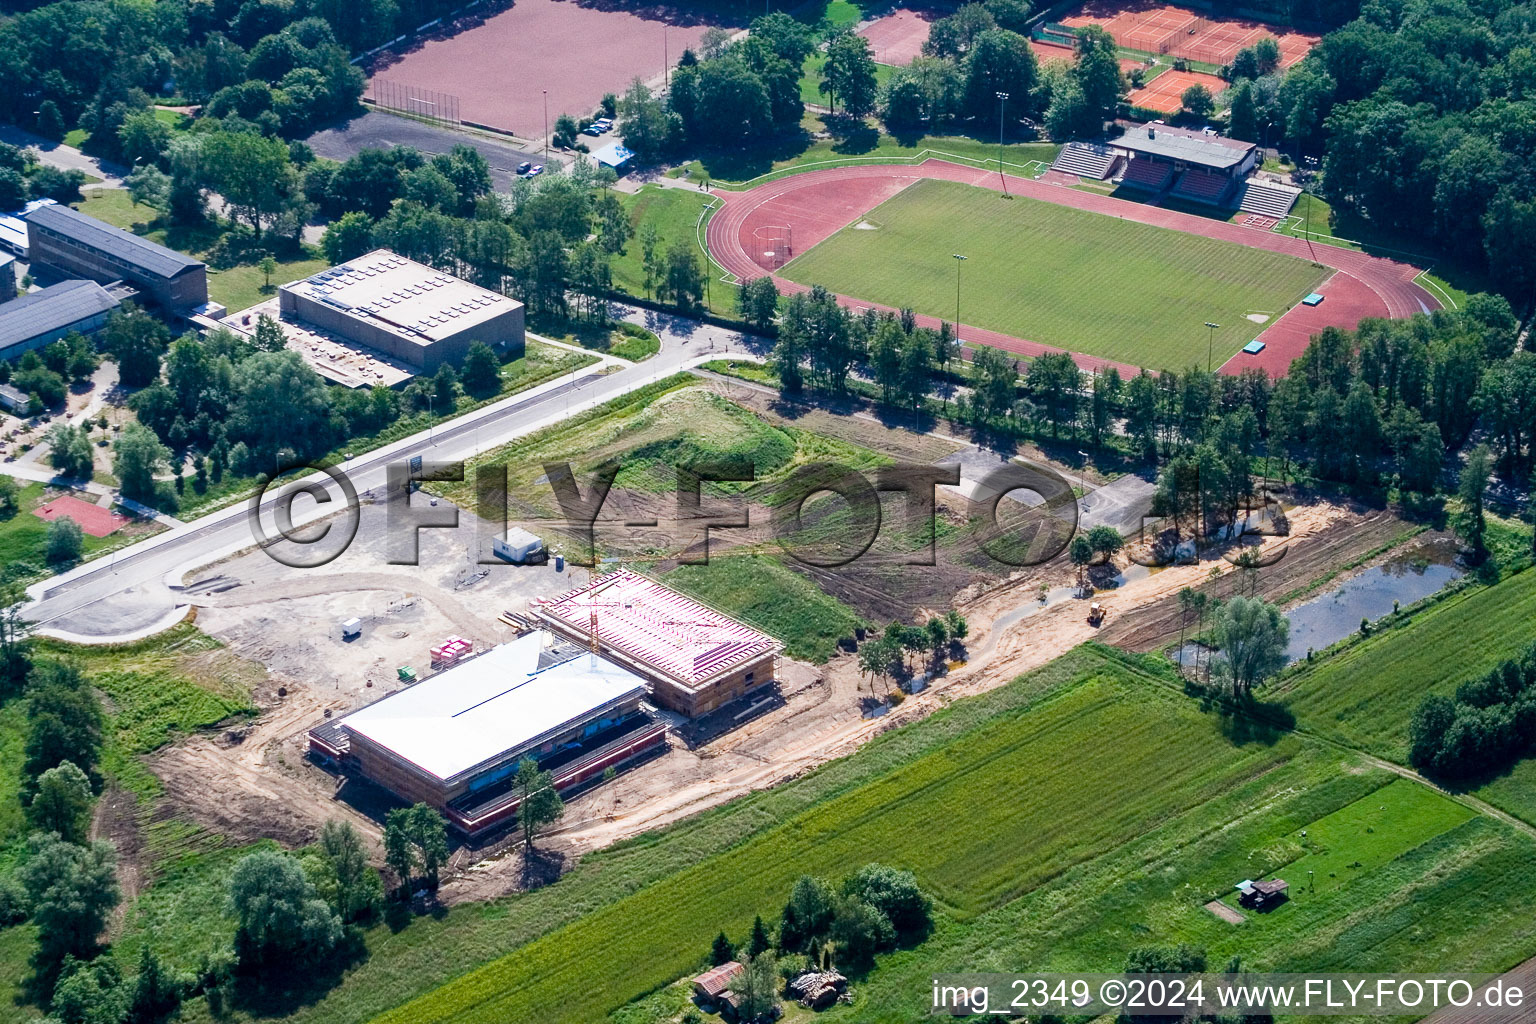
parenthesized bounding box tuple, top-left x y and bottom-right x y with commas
(1409, 641, 1536, 780)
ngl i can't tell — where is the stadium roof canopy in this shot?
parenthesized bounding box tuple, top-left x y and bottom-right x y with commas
(339, 631, 647, 784)
(1116, 123, 1255, 171)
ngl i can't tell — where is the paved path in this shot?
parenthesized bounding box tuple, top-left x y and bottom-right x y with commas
(705, 159, 1440, 376)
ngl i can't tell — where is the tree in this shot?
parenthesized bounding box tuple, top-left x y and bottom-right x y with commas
(779, 874, 835, 953)
(322, 210, 376, 264)
(46, 516, 85, 566)
(738, 276, 779, 331)
(113, 424, 172, 504)
(28, 760, 93, 843)
(1457, 444, 1493, 561)
(252, 313, 287, 353)
(19, 833, 120, 966)
(227, 849, 343, 966)
(1074, 26, 1125, 128)
(406, 803, 449, 890)
(128, 944, 183, 1024)
(319, 819, 381, 923)
(1068, 533, 1094, 568)
(710, 930, 735, 965)
(99, 306, 170, 388)
(1181, 84, 1214, 118)
(841, 863, 931, 943)
(201, 131, 297, 239)
(1228, 80, 1259, 141)
(1211, 596, 1289, 699)
(258, 253, 278, 290)
(737, 951, 780, 1019)
(37, 101, 66, 142)
(382, 808, 417, 898)
(52, 954, 128, 1024)
(658, 241, 704, 311)
(0, 586, 33, 700)
(514, 757, 564, 849)
(746, 915, 773, 958)
(1086, 524, 1123, 563)
(24, 661, 103, 797)
(460, 341, 502, 398)
(963, 29, 1038, 126)
(118, 109, 171, 166)
(46, 423, 95, 480)
(822, 33, 879, 117)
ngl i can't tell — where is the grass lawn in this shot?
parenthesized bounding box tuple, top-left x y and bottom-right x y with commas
(665, 555, 866, 662)
(354, 645, 1536, 1024)
(613, 185, 733, 314)
(782, 178, 1326, 367)
(0, 479, 162, 583)
(1274, 569, 1536, 763)
(69, 191, 328, 314)
(798, 53, 897, 107)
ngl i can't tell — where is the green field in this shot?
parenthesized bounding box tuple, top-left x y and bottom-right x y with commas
(782, 178, 1328, 368)
(0, 479, 162, 583)
(358, 646, 1536, 1024)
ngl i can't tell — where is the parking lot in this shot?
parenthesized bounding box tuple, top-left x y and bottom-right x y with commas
(306, 112, 550, 190)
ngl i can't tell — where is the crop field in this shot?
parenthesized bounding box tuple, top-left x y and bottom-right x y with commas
(362, 646, 1536, 1024)
(665, 556, 866, 663)
(1274, 569, 1536, 763)
(781, 178, 1327, 368)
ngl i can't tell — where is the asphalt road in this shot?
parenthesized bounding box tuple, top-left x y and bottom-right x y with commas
(29, 307, 760, 638)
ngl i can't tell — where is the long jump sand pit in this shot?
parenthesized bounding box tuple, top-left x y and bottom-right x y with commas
(367, 0, 740, 136)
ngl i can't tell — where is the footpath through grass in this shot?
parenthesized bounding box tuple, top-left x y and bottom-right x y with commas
(353, 645, 1536, 1024)
(782, 178, 1326, 368)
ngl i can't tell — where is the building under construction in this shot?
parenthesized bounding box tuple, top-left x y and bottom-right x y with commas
(530, 570, 781, 718)
(308, 630, 666, 835)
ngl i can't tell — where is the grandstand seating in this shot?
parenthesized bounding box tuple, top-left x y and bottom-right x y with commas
(1238, 178, 1303, 218)
(1118, 158, 1173, 191)
(1052, 142, 1120, 180)
(1171, 169, 1232, 204)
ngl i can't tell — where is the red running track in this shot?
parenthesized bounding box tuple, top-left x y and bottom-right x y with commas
(705, 160, 1438, 378)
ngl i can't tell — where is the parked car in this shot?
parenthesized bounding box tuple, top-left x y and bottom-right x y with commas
(527, 164, 544, 178)
(516, 161, 531, 175)
(582, 125, 603, 136)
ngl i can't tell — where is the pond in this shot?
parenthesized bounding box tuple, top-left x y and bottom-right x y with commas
(1169, 541, 1464, 669)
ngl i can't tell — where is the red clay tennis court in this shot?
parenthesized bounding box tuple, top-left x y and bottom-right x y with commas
(1127, 68, 1226, 115)
(366, 0, 735, 136)
(1060, 0, 1317, 68)
(33, 495, 128, 537)
(857, 9, 933, 66)
(1031, 37, 1146, 71)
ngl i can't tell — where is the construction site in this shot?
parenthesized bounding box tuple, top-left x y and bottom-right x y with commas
(124, 380, 1443, 902)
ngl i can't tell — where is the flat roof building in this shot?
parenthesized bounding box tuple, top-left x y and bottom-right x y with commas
(1112, 123, 1260, 206)
(24, 204, 207, 312)
(278, 250, 524, 372)
(532, 570, 782, 718)
(0, 279, 122, 360)
(308, 630, 666, 834)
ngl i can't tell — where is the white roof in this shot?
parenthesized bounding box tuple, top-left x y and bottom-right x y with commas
(340, 631, 646, 783)
(282, 249, 520, 349)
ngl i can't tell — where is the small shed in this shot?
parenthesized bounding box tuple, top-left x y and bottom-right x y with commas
(693, 961, 744, 1003)
(493, 527, 547, 565)
(340, 617, 363, 639)
(591, 140, 636, 174)
(0, 383, 30, 415)
(1236, 877, 1289, 908)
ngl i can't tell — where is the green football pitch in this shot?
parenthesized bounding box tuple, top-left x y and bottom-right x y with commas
(781, 178, 1328, 368)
